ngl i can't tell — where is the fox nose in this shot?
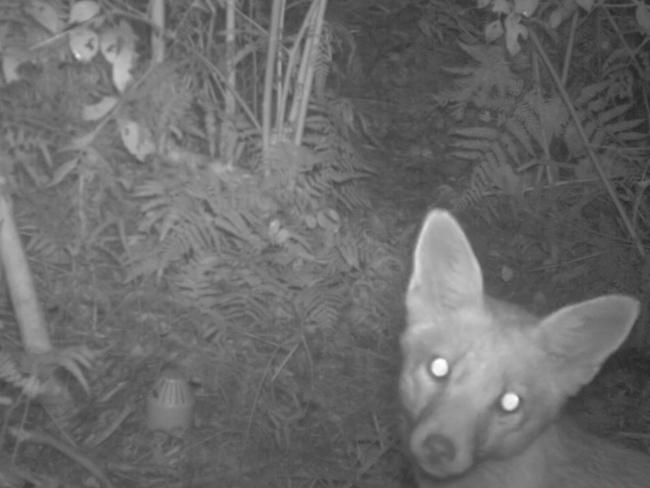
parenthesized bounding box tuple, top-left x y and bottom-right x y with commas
(422, 433, 455, 462)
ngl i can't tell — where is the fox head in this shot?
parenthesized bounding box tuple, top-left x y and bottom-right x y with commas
(400, 209, 640, 481)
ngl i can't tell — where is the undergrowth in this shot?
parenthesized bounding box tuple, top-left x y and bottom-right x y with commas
(435, 4, 649, 231)
(0, 1, 406, 486)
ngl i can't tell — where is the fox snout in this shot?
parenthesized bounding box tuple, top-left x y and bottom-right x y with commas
(419, 434, 455, 464)
(411, 431, 463, 478)
(403, 400, 480, 479)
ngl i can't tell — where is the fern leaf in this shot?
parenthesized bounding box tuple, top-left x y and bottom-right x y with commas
(450, 137, 492, 151)
(597, 103, 632, 125)
(503, 117, 535, 157)
(607, 119, 644, 134)
(451, 126, 500, 139)
(576, 81, 608, 106)
(448, 150, 484, 161)
(488, 139, 510, 168)
(498, 131, 520, 165)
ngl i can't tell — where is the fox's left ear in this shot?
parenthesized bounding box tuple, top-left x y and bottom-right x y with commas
(536, 295, 640, 395)
(407, 209, 483, 313)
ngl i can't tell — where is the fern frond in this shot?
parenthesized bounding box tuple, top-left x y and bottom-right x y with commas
(127, 167, 268, 281)
(313, 26, 333, 98)
(509, 102, 540, 154)
(333, 182, 370, 211)
(440, 43, 523, 112)
(564, 81, 645, 158)
(294, 283, 346, 331)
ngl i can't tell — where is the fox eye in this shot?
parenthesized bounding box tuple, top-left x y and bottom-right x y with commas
(499, 391, 521, 413)
(427, 357, 450, 379)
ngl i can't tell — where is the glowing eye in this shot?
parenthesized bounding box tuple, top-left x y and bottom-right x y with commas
(500, 391, 521, 413)
(428, 357, 450, 379)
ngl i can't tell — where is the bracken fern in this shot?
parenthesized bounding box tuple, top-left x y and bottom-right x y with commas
(438, 43, 646, 213)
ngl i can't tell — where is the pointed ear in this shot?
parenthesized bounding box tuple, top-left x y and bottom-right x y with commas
(536, 295, 640, 395)
(407, 210, 483, 311)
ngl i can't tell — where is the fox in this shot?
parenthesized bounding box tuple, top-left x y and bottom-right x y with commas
(399, 209, 650, 488)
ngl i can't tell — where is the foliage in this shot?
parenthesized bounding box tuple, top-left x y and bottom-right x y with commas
(126, 104, 376, 332)
(0, 0, 391, 345)
(435, 30, 648, 216)
(0, 3, 411, 483)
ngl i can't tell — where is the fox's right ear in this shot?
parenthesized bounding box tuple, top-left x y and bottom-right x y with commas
(536, 294, 640, 396)
(407, 209, 484, 311)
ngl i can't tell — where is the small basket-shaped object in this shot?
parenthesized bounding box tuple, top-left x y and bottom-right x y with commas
(146, 368, 195, 435)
